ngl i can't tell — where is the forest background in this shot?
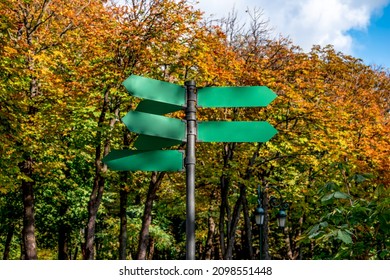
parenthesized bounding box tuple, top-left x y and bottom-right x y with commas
(0, 0, 389, 260)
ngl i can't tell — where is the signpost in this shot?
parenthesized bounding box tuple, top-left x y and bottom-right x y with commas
(103, 150, 184, 171)
(134, 135, 182, 150)
(103, 74, 278, 260)
(135, 99, 183, 115)
(122, 75, 185, 106)
(184, 81, 197, 260)
(198, 121, 277, 143)
(122, 110, 186, 141)
(198, 86, 277, 108)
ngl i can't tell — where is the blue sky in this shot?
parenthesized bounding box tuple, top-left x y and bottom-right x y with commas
(348, 4, 390, 68)
(195, 0, 390, 69)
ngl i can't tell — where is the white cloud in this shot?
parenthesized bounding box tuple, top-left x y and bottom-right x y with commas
(195, 0, 390, 54)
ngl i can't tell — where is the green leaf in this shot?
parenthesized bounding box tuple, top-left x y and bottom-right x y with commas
(334, 191, 350, 199)
(321, 193, 334, 202)
(337, 230, 353, 244)
(319, 221, 328, 228)
(309, 231, 323, 239)
(352, 173, 373, 183)
(325, 181, 337, 191)
(309, 224, 320, 236)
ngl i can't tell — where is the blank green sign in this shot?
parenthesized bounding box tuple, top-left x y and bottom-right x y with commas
(103, 150, 185, 171)
(198, 86, 277, 108)
(135, 100, 183, 115)
(198, 121, 277, 142)
(122, 111, 185, 141)
(123, 75, 185, 106)
(134, 135, 183, 150)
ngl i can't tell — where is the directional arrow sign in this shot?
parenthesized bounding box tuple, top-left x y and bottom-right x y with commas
(122, 110, 185, 141)
(123, 75, 185, 106)
(135, 99, 183, 115)
(134, 100, 183, 149)
(197, 86, 277, 108)
(103, 150, 185, 171)
(134, 135, 183, 150)
(198, 121, 277, 142)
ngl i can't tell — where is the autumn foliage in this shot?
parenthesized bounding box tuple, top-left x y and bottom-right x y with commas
(0, 0, 389, 260)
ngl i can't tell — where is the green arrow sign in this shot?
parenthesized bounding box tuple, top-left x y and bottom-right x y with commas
(134, 99, 183, 149)
(135, 100, 183, 115)
(197, 86, 277, 108)
(123, 75, 185, 106)
(103, 150, 185, 171)
(122, 110, 185, 141)
(198, 121, 277, 142)
(134, 135, 182, 150)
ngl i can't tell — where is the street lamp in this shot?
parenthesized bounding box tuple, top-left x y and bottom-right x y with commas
(254, 206, 265, 226)
(254, 204, 265, 260)
(276, 210, 287, 229)
(254, 185, 289, 259)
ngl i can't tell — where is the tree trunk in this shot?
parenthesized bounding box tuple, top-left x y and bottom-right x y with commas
(223, 186, 243, 260)
(204, 216, 215, 260)
(242, 190, 254, 259)
(284, 216, 303, 260)
(219, 143, 235, 259)
(219, 174, 228, 258)
(148, 238, 155, 260)
(21, 181, 37, 259)
(16, 0, 75, 261)
(119, 130, 132, 260)
(219, 142, 258, 260)
(3, 225, 14, 260)
(58, 202, 70, 260)
(58, 226, 69, 260)
(214, 233, 222, 259)
(72, 245, 79, 260)
(20, 157, 37, 260)
(119, 176, 129, 260)
(239, 146, 260, 260)
(83, 88, 118, 260)
(285, 228, 293, 260)
(20, 57, 39, 261)
(137, 172, 165, 260)
(84, 171, 105, 260)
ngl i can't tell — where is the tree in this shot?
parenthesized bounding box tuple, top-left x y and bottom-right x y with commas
(1, 0, 388, 260)
(0, 0, 102, 259)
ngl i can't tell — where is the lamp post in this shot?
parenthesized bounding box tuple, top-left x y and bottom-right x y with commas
(254, 185, 289, 260)
(254, 205, 265, 260)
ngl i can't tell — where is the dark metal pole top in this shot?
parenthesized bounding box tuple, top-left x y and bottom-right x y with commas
(185, 80, 196, 87)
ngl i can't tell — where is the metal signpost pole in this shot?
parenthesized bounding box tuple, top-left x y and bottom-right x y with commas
(185, 80, 197, 260)
(105, 75, 278, 260)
